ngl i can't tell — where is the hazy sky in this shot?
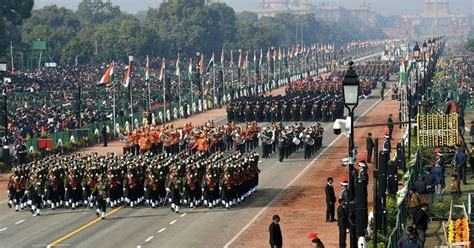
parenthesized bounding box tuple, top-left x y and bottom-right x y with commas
(34, 0, 473, 16)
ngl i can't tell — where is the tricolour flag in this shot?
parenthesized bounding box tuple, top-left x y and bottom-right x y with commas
(238, 49, 242, 68)
(206, 53, 214, 73)
(220, 49, 225, 65)
(188, 58, 193, 80)
(159, 58, 165, 81)
(175, 54, 180, 76)
(97, 62, 114, 87)
(123, 64, 131, 88)
(198, 54, 205, 75)
(145, 55, 150, 82)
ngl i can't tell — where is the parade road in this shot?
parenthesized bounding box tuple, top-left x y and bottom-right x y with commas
(0, 91, 385, 248)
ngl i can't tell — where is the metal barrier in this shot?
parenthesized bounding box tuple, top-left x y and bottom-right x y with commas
(387, 149, 420, 248)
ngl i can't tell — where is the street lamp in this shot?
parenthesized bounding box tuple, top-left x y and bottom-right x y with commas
(342, 61, 360, 248)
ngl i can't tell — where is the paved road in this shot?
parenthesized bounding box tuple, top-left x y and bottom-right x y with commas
(0, 93, 384, 248)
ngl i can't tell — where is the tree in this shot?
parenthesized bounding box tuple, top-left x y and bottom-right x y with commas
(21, 5, 81, 62)
(143, 0, 227, 57)
(466, 39, 474, 53)
(0, 0, 34, 57)
(76, 0, 122, 25)
(93, 15, 144, 63)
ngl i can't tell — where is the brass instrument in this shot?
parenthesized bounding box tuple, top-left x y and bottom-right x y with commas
(302, 135, 315, 146)
(232, 133, 245, 145)
(259, 132, 273, 145)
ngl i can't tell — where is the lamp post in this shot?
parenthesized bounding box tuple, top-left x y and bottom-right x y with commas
(342, 61, 360, 248)
(422, 41, 428, 100)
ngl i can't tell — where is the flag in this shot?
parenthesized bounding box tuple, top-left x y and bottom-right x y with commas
(253, 50, 256, 64)
(243, 52, 249, 69)
(238, 49, 242, 68)
(188, 58, 193, 80)
(145, 55, 150, 82)
(229, 49, 234, 67)
(220, 49, 225, 65)
(206, 52, 214, 73)
(123, 64, 131, 88)
(159, 58, 165, 81)
(266, 48, 271, 63)
(97, 62, 114, 87)
(175, 55, 180, 76)
(278, 47, 282, 60)
(259, 49, 263, 65)
(199, 54, 205, 75)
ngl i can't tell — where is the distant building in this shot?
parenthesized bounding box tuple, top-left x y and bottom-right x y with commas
(403, 0, 471, 37)
(247, 0, 377, 27)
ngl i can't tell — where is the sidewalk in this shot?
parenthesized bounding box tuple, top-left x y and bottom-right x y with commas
(232, 96, 402, 247)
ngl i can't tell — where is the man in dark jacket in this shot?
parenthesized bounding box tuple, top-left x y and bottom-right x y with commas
(366, 133, 375, 163)
(102, 124, 108, 147)
(337, 199, 348, 248)
(325, 177, 337, 222)
(387, 114, 394, 140)
(269, 215, 282, 248)
(413, 203, 430, 247)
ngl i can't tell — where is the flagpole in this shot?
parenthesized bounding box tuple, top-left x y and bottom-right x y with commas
(163, 75, 166, 124)
(128, 55, 134, 130)
(212, 60, 216, 108)
(178, 73, 182, 117)
(112, 84, 116, 139)
(222, 63, 225, 105)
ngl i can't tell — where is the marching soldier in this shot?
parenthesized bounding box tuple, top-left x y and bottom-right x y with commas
(93, 176, 108, 219)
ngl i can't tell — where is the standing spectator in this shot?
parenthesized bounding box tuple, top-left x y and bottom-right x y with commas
(380, 80, 386, 100)
(387, 114, 394, 140)
(102, 124, 108, 147)
(469, 121, 474, 144)
(412, 203, 430, 247)
(455, 146, 467, 185)
(325, 177, 336, 222)
(433, 161, 445, 194)
(458, 115, 465, 136)
(366, 133, 375, 163)
(470, 147, 474, 178)
(337, 198, 348, 248)
(269, 215, 282, 248)
(423, 169, 436, 193)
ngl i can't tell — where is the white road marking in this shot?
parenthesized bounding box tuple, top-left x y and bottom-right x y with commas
(169, 220, 177, 225)
(136, 246, 142, 248)
(158, 228, 166, 233)
(15, 219, 25, 225)
(258, 160, 262, 163)
(223, 92, 388, 248)
(180, 213, 187, 217)
(145, 236, 154, 242)
(0, 227, 7, 232)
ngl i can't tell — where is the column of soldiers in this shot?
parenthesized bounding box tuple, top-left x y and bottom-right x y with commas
(258, 122, 324, 162)
(6, 150, 260, 218)
(227, 81, 345, 124)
